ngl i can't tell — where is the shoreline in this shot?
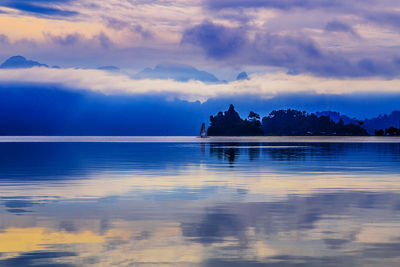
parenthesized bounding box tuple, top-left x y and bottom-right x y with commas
(1, 136, 400, 143)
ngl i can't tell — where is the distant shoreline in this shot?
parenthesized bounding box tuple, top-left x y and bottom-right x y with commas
(1, 136, 400, 143)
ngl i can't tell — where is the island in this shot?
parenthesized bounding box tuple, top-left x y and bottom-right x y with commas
(207, 105, 370, 136)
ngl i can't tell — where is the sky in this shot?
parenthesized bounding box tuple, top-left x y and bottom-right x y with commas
(0, 0, 400, 115)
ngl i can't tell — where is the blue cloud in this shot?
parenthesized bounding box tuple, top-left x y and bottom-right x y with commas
(325, 20, 358, 36)
(357, 58, 376, 74)
(0, 251, 77, 267)
(96, 32, 112, 49)
(183, 21, 323, 62)
(183, 21, 400, 78)
(48, 33, 82, 46)
(182, 21, 246, 59)
(0, 0, 77, 17)
(366, 12, 400, 29)
(205, 0, 349, 10)
(182, 22, 326, 72)
(45, 32, 114, 49)
(256, 33, 322, 59)
(133, 25, 152, 39)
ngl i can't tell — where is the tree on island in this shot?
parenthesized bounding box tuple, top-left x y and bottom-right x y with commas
(261, 109, 368, 136)
(207, 105, 264, 136)
(207, 106, 370, 136)
(375, 126, 400, 136)
(374, 129, 385, 136)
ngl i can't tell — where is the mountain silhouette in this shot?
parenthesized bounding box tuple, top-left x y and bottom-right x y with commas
(134, 63, 219, 82)
(0, 56, 48, 69)
(363, 111, 400, 133)
(97, 66, 120, 72)
(316, 110, 400, 134)
(315, 111, 360, 125)
(236, 72, 249, 81)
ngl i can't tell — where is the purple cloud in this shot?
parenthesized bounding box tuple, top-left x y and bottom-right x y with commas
(45, 32, 113, 49)
(205, 0, 357, 10)
(366, 12, 400, 29)
(0, 34, 9, 45)
(325, 21, 358, 36)
(182, 21, 246, 59)
(182, 21, 400, 78)
(47, 33, 82, 46)
(96, 32, 113, 49)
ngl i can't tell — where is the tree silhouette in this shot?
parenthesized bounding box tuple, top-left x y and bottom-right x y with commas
(208, 107, 370, 136)
(261, 109, 368, 136)
(207, 105, 264, 136)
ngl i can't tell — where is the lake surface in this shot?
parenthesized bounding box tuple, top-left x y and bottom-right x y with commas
(1, 137, 400, 266)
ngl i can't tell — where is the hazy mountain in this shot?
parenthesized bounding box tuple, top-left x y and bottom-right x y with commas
(134, 63, 219, 82)
(0, 82, 208, 136)
(363, 111, 400, 133)
(97, 66, 120, 72)
(315, 111, 360, 125)
(316, 110, 400, 134)
(1, 81, 400, 135)
(262, 109, 368, 136)
(0, 56, 48, 69)
(236, 72, 249, 81)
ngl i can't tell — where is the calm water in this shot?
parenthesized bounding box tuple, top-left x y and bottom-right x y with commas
(1, 137, 400, 266)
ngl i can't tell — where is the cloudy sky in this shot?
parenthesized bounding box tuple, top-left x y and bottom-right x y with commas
(1, 0, 400, 101)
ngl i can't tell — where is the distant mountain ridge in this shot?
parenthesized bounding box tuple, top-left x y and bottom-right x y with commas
(236, 72, 249, 81)
(0, 56, 223, 82)
(0, 55, 122, 71)
(97, 66, 120, 72)
(363, 111, 400, 133)
(0, 56, 48, 69)
(134, 63, 219, 82)
(315, 111, 360, 125)
(316, 110, 400, 134)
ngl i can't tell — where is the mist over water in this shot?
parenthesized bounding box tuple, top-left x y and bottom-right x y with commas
(1, 138, 400, 266)
(1, 83, 400, 136)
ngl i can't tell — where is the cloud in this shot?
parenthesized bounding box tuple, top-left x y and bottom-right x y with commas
(96, 32, 113, 49)
(0, 1, 399, 79)
(44, 32, 114, 49)
(182, 20, 246, 59)
(103, 17, 152, 39)
(204, 0, 359, 10)
(0, 34, 9, 45)
(0, 251, 77, 267)
(132, 25, 152, 39)
(365, 11, 400, 30)
(325, 20, 358, 36)
(250, 32, 322, 62)
(104, 17, 130, 31)
(46, 33, 82, 46)
(183, 21, 400, 77)
(183, 22, 324, 72)
(0, 0, 78, 17)
(0, 67, 400, 102)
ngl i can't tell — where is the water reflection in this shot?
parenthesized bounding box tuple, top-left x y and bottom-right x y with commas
(0, 140, 400, 266)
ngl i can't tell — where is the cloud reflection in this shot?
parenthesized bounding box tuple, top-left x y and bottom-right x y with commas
(0, 142, 399, 265)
